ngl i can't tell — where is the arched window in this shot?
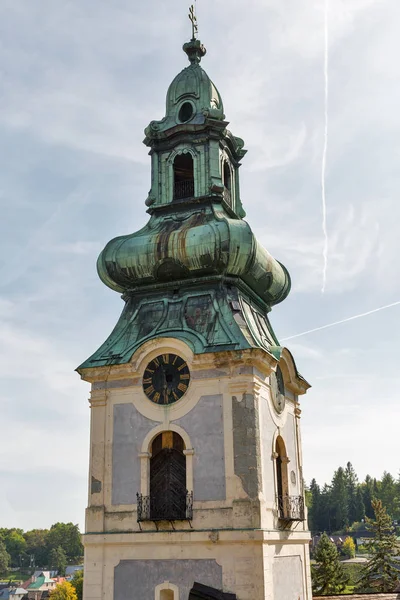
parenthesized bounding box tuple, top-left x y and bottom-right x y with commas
(275, 436, 289, 519)
(223, 160, 232, 207)
(223, 160, 231, 191)
(155, 583, 180, 600)
(173, 153, 194, 200)
(150, 431, 187, 520)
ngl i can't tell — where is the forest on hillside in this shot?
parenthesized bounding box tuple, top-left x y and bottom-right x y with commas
(307, 462, 400, 533)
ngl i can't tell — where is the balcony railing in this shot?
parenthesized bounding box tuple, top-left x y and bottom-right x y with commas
(277, 495, 305, 521)
(136, 491, 193, 522)
(174, 179, 195, 200)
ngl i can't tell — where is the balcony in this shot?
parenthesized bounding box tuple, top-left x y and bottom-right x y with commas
(174, 179, 195, 200)
(277, 495, 305, 521)
(136, 491, 193, 523)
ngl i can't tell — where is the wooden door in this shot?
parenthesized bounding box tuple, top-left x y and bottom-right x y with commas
(150, 433, 186, 520)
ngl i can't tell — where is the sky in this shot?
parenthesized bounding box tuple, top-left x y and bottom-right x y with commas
(0, 0, 399, 531)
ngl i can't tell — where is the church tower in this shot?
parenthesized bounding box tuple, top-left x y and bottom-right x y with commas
(78, 27, 312, 600)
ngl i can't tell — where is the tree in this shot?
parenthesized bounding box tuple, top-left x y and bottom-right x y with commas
(0, 539, 11, 574)
(49, 546, 67, 576)
(355, 487, 365, 523)
(47, 523, 83, 562)
(311, 533, 349, 594)
(308, 479, 321, 532)
(24, 529, 49, 567)
(342, 536, 356, 559)
(355, 499, 400, 592)
(345, 462, 359, 524)
(49, 581, 78, 600)
(362, 475, 375, 519)
(1, 529, 27, 567)
(379, 472, 398, 518)
(71, 569, 83, 600)
(330, 467, 348, 531)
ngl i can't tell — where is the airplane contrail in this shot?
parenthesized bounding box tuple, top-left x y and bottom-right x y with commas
(321, 0, 329, 293)
(281, 301, 400, 341)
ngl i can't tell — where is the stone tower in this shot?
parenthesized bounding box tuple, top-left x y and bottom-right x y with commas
(78, 34, 312, 600)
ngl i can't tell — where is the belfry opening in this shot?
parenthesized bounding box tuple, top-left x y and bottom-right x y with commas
(174, 153, 194, 200)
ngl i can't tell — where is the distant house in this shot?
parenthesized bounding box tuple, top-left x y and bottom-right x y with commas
(0, 587, 27, 599)
(25, 573, 57, 600)
(65, 565, 83, 578)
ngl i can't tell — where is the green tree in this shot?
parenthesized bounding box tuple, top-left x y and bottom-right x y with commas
(311, 533, 349, 594)
(49, 546, 67, 576)
(330, 467, 348, 531)
(379, 472, 397, 518)
(345, 462, 358, 525)
(355, 487, 365, 522)
(362, 475, 375, 519)
(49, 581, 78, 600)
(342, 536, 356, 558)
(308, 479, 321, 532)
(319, 485, 332, 532)
(24, 529, 49, 567)
(1, 529, 27, 567)
(47, 523, 83, 562)
(0, 539, 11, 573)
(356, 499, 400, 592)
(71, 569, 83, 600)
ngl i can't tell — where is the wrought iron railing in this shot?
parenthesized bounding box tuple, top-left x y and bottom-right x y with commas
(277, 495, 305, 521)
(136, 491, 193, 522)
(174, 179, 195, 200)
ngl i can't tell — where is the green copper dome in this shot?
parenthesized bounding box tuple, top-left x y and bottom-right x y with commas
(145, 40, 224, 141)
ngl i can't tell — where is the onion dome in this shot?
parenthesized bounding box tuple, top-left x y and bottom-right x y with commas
(97, 205, 290, 308)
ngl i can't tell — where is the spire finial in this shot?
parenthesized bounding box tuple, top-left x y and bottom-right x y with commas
(184, 2, 206, 65)
(188, 3, 198, 41)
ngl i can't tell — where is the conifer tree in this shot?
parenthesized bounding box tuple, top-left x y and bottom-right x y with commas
(311, 533, 349, 595)
(355, 499, 400, 593)
(330, 467, 348, 531)
(345, 462, 358, 524)
(355, 487, 365, 522)
(363, 475, 375, 519)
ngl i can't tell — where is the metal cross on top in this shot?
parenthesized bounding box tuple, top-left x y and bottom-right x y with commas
(188, 3, 198, 40)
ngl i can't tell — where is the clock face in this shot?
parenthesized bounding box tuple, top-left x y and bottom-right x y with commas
(270, 369, 285, 414)
(143, 354, 190, 405)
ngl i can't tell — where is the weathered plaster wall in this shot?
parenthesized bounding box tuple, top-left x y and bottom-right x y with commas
(175, 394, 225, 501)
(114, 559, 222, 600)
(112, 403, 156, 505)
(232, 393, 261, 499)
(273, 555, 304, 600)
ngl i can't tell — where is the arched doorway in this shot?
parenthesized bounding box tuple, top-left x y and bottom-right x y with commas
(275, 435, 289, 519)
(173, 153, 194, 200)
(150, 431, 187, 520)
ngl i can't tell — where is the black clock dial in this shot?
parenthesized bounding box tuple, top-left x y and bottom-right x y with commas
(143, 354, 190, 405)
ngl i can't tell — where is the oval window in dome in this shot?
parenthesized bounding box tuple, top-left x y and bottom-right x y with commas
(178, 102, 194, 123)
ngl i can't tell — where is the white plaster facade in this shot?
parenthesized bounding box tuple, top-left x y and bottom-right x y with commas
(80, 337, 312, 600)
